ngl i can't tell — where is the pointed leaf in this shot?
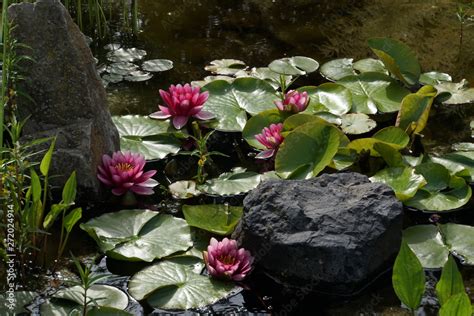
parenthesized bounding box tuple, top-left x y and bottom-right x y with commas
(436, 255, 465, 306)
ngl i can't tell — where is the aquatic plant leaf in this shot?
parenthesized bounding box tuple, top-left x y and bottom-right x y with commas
(370, 167, 426, 201)
(142, 59, 173, 72)
(404, 224, 474, 268)
(429, 151, 474, 182)
(414, 162, 451, 192)
(106, 62, 138, 76)
(299, 83, 352, 116)
(435, 79, 474, 105)
(405, 176, 472, 212)
(452, 143, 474, 152)
(202, 78, 278, 131)
(80, 210, 193, 262)
(396, 85, 436, 135)
(269, 56, 319, 76)
(347, 126, 409, 156)
(340, 113, 376, 135)
(53, 285, 128, 310)
(182, 204, 243, 235)
(275, 122, 340, 179)
(436, 255, 465, 306)
(242, 67, 292, 89)
(0, 291, 36, 314)
(352, 58, 388, 75)
(124, 70, 153, 82)
(198, 168, 262, 196)
(368, 38, 421, 86)
(40, 301, 132, 316)
(112, 115, 181, 160)
(204, 59, 246, 75)
(337, 72, 410, 114)
(419, 71, 452, 85)
(243, 109, 290, 149)
(128, 260, 235, 310)
(392, 240, 425, 310)
(319, 58, 355, 81)
(106, 48, 146, 63)
(439, 293, 473, 316)
(373, 142, 404, 168)
(169, 180, 201, 199)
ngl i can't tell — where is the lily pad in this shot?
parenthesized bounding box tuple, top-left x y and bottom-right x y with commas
(0, 291, 36, 314)
(419, 71, 452, 85)
(396, 85, 437, 135)
(242, 109, 290, 149)
(106, 48, 146, 63)
(370, 167, 426, 201)
(347, 126, 410, 156)
(299, 83, 352, 116)
(204, 59, 246, 75)
(368, 37, 421, 86)
(112, 115, 181, 160)
(128, 260, 235, 310)
(353, 58, 388, 75)
(124, 70, 153, 82)
(275, 122, 340, 179)
(142, 59, 173, 72)
(319, 58, 355, 81)
(202, 78, 278, 131)
(340, 113, 377, 135)
(404, 224, 474, 268)
(80, 209, 193, 262)
(182, 204, 243, 235)
(107, 62, 139, 76)
(102, 73, 123, 84)
(337, 72, 410, 114)
(429, 151, 474, 182)
(269, 56, 319, 76)
(53, 285, 128, 310)
(198, 168, 262, 196)
(169, 180, 201, 199)
(435, 79, 474, 105)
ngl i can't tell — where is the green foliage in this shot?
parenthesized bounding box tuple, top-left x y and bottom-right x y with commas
(182, 204, 243, 235)
(436, 256, 465, 306)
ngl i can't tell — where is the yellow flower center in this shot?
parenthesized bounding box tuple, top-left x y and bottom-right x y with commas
(218, 255, 236, 265)
(115, 163, 134, 172)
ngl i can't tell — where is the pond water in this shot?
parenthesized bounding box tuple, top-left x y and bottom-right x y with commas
(8, 0, 474, 315)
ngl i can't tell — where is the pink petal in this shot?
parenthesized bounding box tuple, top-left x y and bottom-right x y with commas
(194, 110, 215, 121)
(150, 111, 172, 120)
(255, 149, 275, 159)
(130, 186, 154, 195)
(172, 116, 189, 129)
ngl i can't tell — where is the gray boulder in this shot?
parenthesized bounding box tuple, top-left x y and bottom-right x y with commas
(233, 172, 403, 295)
(9, 0, 119, 201)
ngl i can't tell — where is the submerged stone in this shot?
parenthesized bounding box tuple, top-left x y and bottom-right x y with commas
(233, 172, 403, 295)
(9, 0, 119, 201)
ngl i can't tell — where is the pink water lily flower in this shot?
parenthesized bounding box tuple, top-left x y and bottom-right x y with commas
(97, 151, 158, 196)
(203, 237, 254, 281)
(150, 83, 214, 129)
(275, 90, 309, 113)
(255, 123, 284, 159)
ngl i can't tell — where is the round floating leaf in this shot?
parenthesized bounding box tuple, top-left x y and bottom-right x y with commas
(368, 37, 421, 86)
(204, 59, 246, 75)
(269, 56, 319, 76)
(435, 79, 474, 105)
(347, 126, 409, 156)
(414, 162, 451, 192)
(299, 83, 352, 116)
(103, 73, 123, 84)
(404, 224, 474, 268)
(244, 67, 292, 89)
(0, 291, 36, 314)
(242, 109, 289, 149)
(275, 122, 340, 179)
(353, 58, 388, 75)
(198, 168, 262, 196)
(124, 70, 153, 82)
(107, 62, 139, 76)
(202, 78, 278, 131)
(396, 85, 436, 135)
(419, 71, 452, 85)
(319, 58, 355, 81)
(80, 210, 193, 262)
(338, 72, 410, 114)
(142, 59, 173, 72)
(53, 285, 128, 310)
(183, 204, 243, 235)
(405, 176, 472, 212)
(169, 180, 201, 199)
(112, 115, 181, 160)
(429, 151, 474, 182)
(340, 113, 376, 135)
(106, 48, 146, 63)
(452, 143, 474, 152)
(370, 167, 426, 201)
(128, 260, 235, 310)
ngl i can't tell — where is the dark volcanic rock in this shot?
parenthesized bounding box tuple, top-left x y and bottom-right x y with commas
(233, 172, 403, 295)
(9, 0, 119, 201)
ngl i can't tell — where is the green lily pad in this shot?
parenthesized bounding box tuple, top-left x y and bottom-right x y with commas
(204, 59, 246, 75)
(182, 204, 243, 235)
(319, 58, 355, 81)
(419, 71, 452, 85)
(370, 167, 426, 201)
(53, 285, 128, 310)
(337, 72, 410, 114)
(269, 56, 319, 76)
(128, 260, 235, 310)
(429, 151, 474, 182)
(80, 209, 193, 262)
(124, 70, 153, 82)
(396, 85, 437, 135)
(347, 126, 409, 156)
(202, 78, 278, 131)
(435, 79, 474, 105)
(275, 122, 340, 179)
(243, 67, 292, 89)
(107, 62, 138, 76)
(0, 291, 36, 314)
(414, 162, 451, 192)
(353, 58, 388, 75)
(452, 143, 474, 152)
(340, 113, 377, 135)
(106, 48, 146, 63)
(368, 37, 421, 86)
(404, 224, 474, 268)
(142, 59, 173, 72)
(112, 115, 181, 160)
(299, 83, 352, 116)
(169, 180, 201, 199)
(198, 168, 262, 196)
(242, 109, 289, 149)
